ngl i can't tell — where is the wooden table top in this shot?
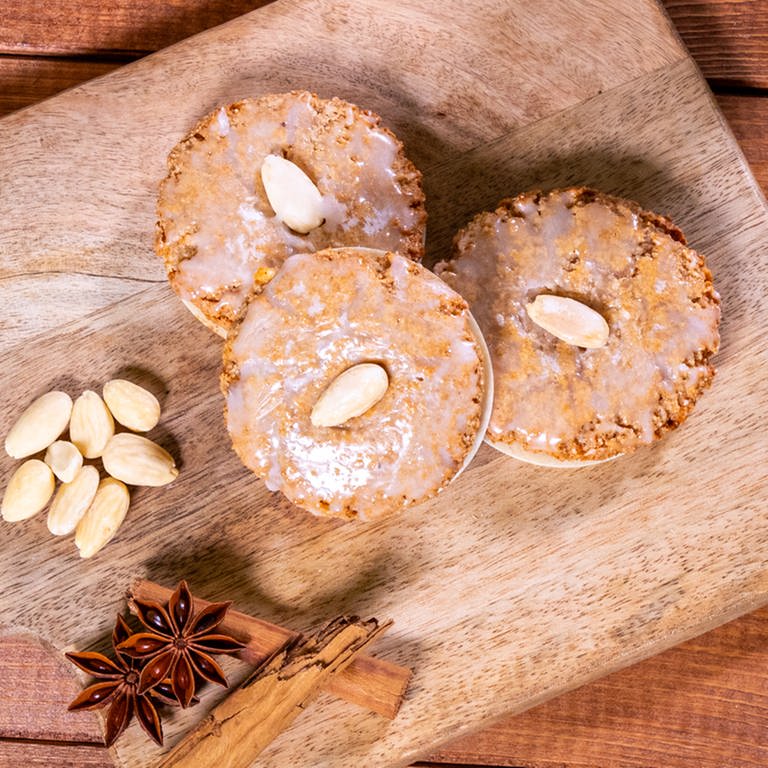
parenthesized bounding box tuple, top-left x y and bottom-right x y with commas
(1, 2, 767, 767)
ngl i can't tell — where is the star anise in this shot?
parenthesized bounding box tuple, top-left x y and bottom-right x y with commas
(66, 614, 190, 746)
(117, 580, 245, 707)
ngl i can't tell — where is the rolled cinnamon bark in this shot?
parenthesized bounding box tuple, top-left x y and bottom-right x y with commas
(128, 579, 411, 719)
(158, 616, 391, 768)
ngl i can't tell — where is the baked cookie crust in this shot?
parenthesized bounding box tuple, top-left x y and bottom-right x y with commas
(222, 248, 486, 519)
(435, 188, 721, 463)
(157, 92, 426, 336)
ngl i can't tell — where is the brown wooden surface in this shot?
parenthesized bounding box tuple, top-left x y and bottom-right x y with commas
(0, 634, 102, 744)
(718, 94, 768, 186)
(0, 1, 270, 56)
(426, 606, 768, 767)
(0, 742, 113, 768)
(5, 606, 768, 767)
(665, 0, 768, 88)
(0, 1, 766, 767)
(1, 1, 766, 87)
(1, 64, 766, 188)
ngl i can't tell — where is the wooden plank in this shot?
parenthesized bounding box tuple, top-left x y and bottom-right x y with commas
(664, 0, 768, 88)
(15, 56, 757, 126)
(0, 57, 118, 118)
(1, 0, 764, 92)
(0, 1, 270, 57)
(0, 634, 103, 744)
(719, 93, 768, 190)
(0, 741, 113, 767)
(9, 605, 768, 766)
(6, 606, 767, 767)
(426, 606, 768, 767)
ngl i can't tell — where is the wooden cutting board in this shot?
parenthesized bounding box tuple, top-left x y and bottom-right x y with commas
(1, 0, 767, 766)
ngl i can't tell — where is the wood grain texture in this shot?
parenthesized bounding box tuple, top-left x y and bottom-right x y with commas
(9, 603, 768, 767)
(0, 58, 119, 118)
(427, 606, 768, 767)
(0, 0, 764, 111)
(2, 0, 764, 88)
(0, 1, 268, 57)
(719, 93, 768, 189)
(664, 0, 768, 88)
(0, 634, 102, 743)
(1, 2, 767, 768)
(0, 64, 764, 218)
(0, 741, 113, 767)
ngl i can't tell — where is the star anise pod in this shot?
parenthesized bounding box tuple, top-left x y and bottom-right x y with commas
(66, 614, 190, 746)
(117, 580, 245, 707)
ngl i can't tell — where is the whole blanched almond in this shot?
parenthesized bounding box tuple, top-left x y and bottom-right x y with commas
(103, 379, 161, 432)
(47, 464, 100, 536)
(311, 363, 389, 428)
(102, 433, 178, 487)
(5, 391, 73, 459)
(75, 477, 130, 558)
(526, 295, 610, 349)
(260, 154, 324, 234)
(70, 391, 115, 459)
(44, 440, 83, 483)
(1, 459, 55, 522)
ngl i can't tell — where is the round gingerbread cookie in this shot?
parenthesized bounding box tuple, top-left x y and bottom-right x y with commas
(222, 247, 492, 519)
(157, 91, 427, 336)
(435, 187, 721, 465)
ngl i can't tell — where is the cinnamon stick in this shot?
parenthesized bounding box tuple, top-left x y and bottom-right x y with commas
(128, 579, 411, 719)
(158, 616, 390, 768)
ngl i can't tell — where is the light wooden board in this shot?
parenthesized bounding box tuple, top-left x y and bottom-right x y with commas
(1, 1, 767, 766)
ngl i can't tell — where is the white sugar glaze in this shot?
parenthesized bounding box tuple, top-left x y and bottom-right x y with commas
(436, 189, 720, 462)
(224, 248, 486, 519)
(157, 92, 426, 333)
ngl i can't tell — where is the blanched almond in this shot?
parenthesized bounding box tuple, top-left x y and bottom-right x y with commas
(260, 154, 324, 234)
(103, 379, 161, 432)
(1, 460, 55, 522)
(70, 390, 115, 459)
(311, 363, 389, 428)
(5, 391, 73, 459)
(75, 477, 130, 558)
(102, 433, 178, 487)
(44, 440, 83, 483)
(526, 294, 609, 349)
(47, 465, 100, 535)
